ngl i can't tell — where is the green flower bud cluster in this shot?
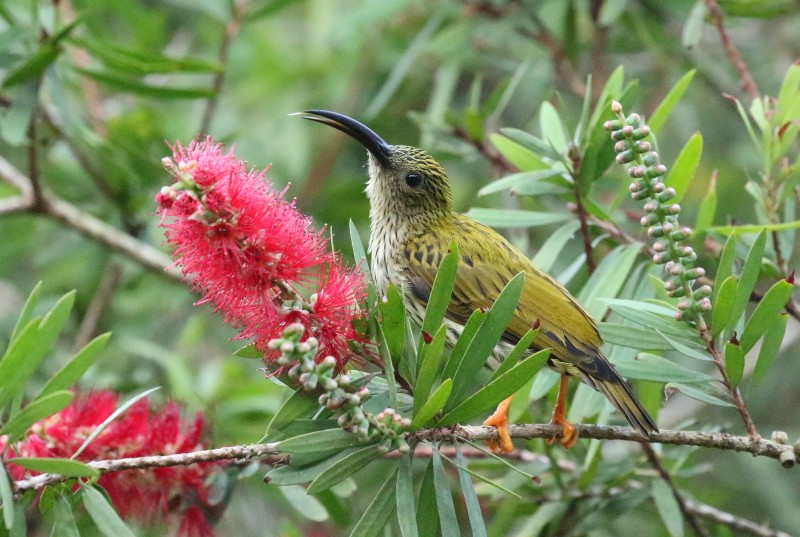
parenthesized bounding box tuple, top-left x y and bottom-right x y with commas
(604, 101, 711, 322)
(269, 323, 410, 452)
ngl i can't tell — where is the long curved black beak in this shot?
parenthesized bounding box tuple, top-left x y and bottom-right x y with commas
(295, 110, 392, 168)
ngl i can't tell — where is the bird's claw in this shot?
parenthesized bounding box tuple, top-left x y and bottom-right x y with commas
(483, 410, 514, 454)
(546, 414, 578, 449)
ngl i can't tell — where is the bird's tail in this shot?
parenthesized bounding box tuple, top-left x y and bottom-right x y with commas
(593, 373, 658, 438)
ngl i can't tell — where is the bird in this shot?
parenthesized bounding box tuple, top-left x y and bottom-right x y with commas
(298, 109, 657, 453)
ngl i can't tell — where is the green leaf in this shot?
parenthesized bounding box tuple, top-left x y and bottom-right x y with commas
(2, 390, 73, 441)
(9, 281, 42, 344)
(777, 64, 800, 122)
(441, 309, 485, 380)
(266, 389, 322, 438)
(72, 37, 222, 75)
(0, 291, 76, 409)
(465, 208, 571, 228)
(724, 342, 745, 388)
(396, 455, 418, 537)
(416, 460, 439, 536)
(81, 485, 137, 537)
(614, 353, 714, 384)
(605, 301, 689, 337)
(454, 444, 487, 537)
(51, 495, 80, 537)
(380, 284, 406, 365)
(486, 328, 539, 383)
(712, 276, 738, 338)
(378, 326, 397, 407)
(13, 458, 98, 478)
(578, 245, 641, 319)
(349, 466, 398, 537)
(411, 379, 452, 430)
(2, 44, 61, 88)
(277, 428, 368, 454)
(658, 331, 712, 361)
(725, 230, 766, 333)
(531, 221, 581, 273)
(652, 480, 684, 537)
(448, 273, 524, 405)
(307, 446, 382, 494)
(349, 220, 370, 275)
(71, 386, 160, 459)
(709, 221, 800, 234)
(695, 173, 717, 232)
(421, 242, 459, 338)
(539, 100, 568, 154)
(281, 484, 328, 522)
(439, 349, 549, 425)
(599, 323, 674, 351)
(753, 313, 788, 383)
(38, 333, 110, 399)
(233, 344, 262, 358)
(682, 1, 706, 49)
(477, 170, 566, 196)
(431, 449, 460, 537)
(0, 460, 14, 529)
(76, 68, 215, 99)
(489, 134, 548, 171)
(266, 450, 350, 486)
(739, 279, 795, 353)
(414, 325, 447, 415)
(649, 70, 696, 134)
(666, 132, 702, 204)
(665, 382, 734, 407)
(712, 233, 738, 307)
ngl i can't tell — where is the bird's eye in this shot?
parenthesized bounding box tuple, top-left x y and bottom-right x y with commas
(405, 172, 422, 188)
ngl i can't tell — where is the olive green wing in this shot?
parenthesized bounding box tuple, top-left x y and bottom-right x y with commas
(403, 216, 603, 368)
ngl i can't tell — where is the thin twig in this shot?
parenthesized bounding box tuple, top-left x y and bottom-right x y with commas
(568, 148, 596, 273)
(703, 0, 760, 99)
(641, 442, 709, 537)
(0, 155, 180, 282)
(199, 1, 248, 134)
(73, 262, 123, 350)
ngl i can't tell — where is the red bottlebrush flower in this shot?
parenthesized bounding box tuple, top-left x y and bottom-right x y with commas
(1, 391, 221, 536)
(156, 138, 368, 368)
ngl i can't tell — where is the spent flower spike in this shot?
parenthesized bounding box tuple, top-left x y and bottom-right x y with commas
(1, 391, 221, 536)
(157, 137, 367, 368)
(604, 102, 711, 322)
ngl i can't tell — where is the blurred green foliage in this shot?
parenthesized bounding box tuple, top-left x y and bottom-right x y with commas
(1, 0, 800, 535)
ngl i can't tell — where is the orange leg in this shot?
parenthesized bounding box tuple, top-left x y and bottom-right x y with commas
(546, 374, 578, 448)
(483, 395, 515, 454)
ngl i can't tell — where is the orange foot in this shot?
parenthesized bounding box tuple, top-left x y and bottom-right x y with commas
(483, 396, 514, 454)
(545, 373, 579, 448)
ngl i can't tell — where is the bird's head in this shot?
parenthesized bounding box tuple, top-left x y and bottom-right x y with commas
(298, 110, 452, 222)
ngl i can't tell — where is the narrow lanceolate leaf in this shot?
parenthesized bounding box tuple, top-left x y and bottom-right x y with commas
(431, 449, 460, 537)
(277, 428, 369, 454)
(465, 208, 571, 229)
(51, 495, 80, 537)
(76, 68, 215, 99)
(712, 232, 737, 307)
(614, 353, 714, 384)
(349, 219, 370, 275)
(486, 328, 538, 383)
(753, 313, 788, 384)
(441, 309, 485, 380)
(579, 245, 641, 319)
(448, 273, 524, 406)
(478, 170, 565, 196)
(439, 350, 549, 425)
(598, 323, 673, 351)
(349, 465, 398, 537)
(665, 383, 734, 407)
(396, 455, 419, 537)
(1, 390, 73, 441)
(695, 173, 717, 232)
(666, 132, 702, 205)
(422, 242, 459, 337)
(266, 449, 350, 486)
(417, 460, 439, 536)
(0, 460, 14, 529)
(711, 276, 738, 338)
(739, 279, 795, 353)
(38, 333, 110, 399)
(81, 486, 137, 537)
(724, 342, 745, 388)
(307, 446, 382, 494)
(652, 480, 684, 537)
(266, 388, 322, 438)
(414, 325, 447, 415)
(648, 69, 696, 134)
(12, 458, 99, 478)
(379, 284, 406, 364)
(411, 379, 452, 430)
(9, 281, 42, 344)
(531, 221, 581, 273)
(658, 331, 712, 361)
(725, 230, 766, 333)
(455, 444, 487, 537)
(488, 133, 548, 171)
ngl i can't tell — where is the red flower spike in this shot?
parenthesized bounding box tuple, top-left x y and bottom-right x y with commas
(0, 391, 220, 535)
(157, 138, 368, 367)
